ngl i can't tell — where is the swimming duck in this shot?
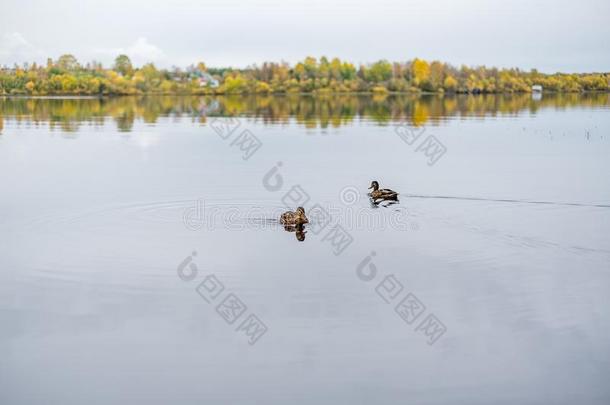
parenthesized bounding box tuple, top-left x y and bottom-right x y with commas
(280, 207, 309, 226)
(368, 181, 399, 200)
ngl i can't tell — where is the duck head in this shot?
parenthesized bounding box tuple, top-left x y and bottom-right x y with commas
(369, 181, 379, 191)
(296, 207, 308, 223)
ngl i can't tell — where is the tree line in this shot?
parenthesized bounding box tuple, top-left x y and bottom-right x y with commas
(0, 54, 607, 96)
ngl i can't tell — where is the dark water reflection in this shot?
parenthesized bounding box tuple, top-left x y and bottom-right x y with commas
(1, 93, 608, 133)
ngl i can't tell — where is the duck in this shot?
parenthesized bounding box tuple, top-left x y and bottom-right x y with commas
(368, 180, 399, 200)
(280, 207, 309, 226)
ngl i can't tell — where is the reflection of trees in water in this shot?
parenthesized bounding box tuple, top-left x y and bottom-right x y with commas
(0, 93, 608, 132)
(115, 108, 136, 132)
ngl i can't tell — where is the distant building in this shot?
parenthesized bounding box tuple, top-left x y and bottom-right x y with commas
(198, 72, 219, 88)
(187, 68, 219, 88)
(532, 85, 543, 92)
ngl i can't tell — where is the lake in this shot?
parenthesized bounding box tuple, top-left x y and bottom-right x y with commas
(1, 94, 609, 404)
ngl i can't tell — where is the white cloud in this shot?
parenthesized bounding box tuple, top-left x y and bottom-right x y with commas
(0, 32, 44, 65)
(95, 37, 167, 67)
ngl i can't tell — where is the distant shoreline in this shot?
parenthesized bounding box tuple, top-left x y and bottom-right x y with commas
(2, 55, 607, 97)
(2, 90, 609, 99)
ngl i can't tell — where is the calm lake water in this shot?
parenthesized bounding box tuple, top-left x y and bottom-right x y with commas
(1, 94, 609, 404)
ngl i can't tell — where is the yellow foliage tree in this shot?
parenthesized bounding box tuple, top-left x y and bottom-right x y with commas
(444, 76, 458, 92)
(256, 81, 271, 93)
(412, 58, 430, 85)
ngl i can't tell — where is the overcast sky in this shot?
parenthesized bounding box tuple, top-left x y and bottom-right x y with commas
(1, 0, 608, 72)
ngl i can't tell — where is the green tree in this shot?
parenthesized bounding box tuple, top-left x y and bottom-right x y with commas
(366, 60, 392, 83)
(114, 55, 133, 76)
(57, 54, 79, 71)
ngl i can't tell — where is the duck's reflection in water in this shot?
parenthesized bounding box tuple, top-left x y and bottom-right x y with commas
(283, 224, 307, 242)
(370, 197, 400, 208)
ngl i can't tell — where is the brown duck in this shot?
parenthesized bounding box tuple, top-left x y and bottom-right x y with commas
(280, 207, 309, 226)
(368, 181, 399, 200)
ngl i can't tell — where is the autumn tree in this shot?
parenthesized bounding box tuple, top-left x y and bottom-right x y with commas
(366, 60, 392, 83)
(303, 57, 317, 78)
(429, 61, 445, 90)
(340, 62, 356, 80)
(411, 58, 430, 85)
(57, 54, 79, 71)
(114, 55, 133, 76)
(443, 76, 458, 92)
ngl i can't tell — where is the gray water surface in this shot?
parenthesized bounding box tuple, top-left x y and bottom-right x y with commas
(1, 95, 609, 404)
